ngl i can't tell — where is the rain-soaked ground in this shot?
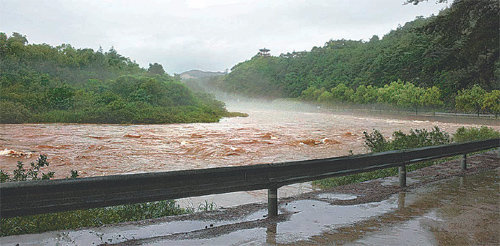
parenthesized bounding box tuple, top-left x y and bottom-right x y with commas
(1, 153, 498, 245)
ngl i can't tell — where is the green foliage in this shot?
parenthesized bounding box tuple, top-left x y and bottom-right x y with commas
(298, 80, 444, 114)
(422, 86, 444, 111)
(148, 62, 165, 75)
(315, 125, 498, 189)
(314, 127, 451, 188)
(390, 127, 450, 150)
(362, 130, 389, 152)
(70, 170, 79, 179)
(0, 33, 229, 124)
(0, 200, 188, 236)
(313, 161, 434, 189)
(0, 155, 55, 182)
(482, 90, 500, 117)
(300, 86, 324, 101)
(198, 201, 218, 212)
(0, 101, 31, 123)
(317, 91, 334, 103)
(0, 155, 189, 236)
(219, 56, 284, 98)
(455, 84, 487, 116)
(363, 126, 450, 152)
(352, 85, 377, 104)
(216, 0, 498, 106)
(331, 83, 354, 102)
(453, 126, 500, 143)
(396, 82, 425, 114)
(224, 111, 249, 117)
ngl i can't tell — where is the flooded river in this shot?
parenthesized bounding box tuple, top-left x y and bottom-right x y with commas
(0, 101, 498, 179)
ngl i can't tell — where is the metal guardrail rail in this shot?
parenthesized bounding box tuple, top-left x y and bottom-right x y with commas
(1, 138, 498, 218)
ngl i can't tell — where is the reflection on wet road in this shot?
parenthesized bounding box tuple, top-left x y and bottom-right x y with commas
(152, 169, 500, 245)
(2, 168, 497, 245)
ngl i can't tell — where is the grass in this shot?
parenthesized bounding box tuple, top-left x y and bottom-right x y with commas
(312, 160, 438, 189)
(0, 200, 190, 237)
(225, 111, 249, 117)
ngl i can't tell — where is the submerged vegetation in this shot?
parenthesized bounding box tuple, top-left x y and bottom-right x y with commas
(0, 33, 236, 124)
(313, 126, 500, 189)
(210, 0, 499, 115)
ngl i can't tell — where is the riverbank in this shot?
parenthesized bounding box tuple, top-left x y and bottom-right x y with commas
(2, 151, 497, 245)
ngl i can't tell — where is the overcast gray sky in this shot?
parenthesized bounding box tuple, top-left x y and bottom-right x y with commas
(0, 0, 449, 74)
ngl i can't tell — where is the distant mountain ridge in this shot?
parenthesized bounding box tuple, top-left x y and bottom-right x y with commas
(180, 70, 225, 80)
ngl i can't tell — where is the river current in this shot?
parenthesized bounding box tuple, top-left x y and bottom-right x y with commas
(0, 101, 498, 179)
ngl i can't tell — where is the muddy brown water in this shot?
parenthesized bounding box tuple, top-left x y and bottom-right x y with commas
(1, 101, 496, 179)
(2, 101, 498, 210)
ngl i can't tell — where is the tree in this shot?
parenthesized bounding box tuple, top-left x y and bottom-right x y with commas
(353, 85, 368, 104)
(300, 86, 324, 101)
(482, 90, 500, 118)
(421, 86, 443, 114)
(363, 85, 378, 104)
(0, 32, 229, 124)
(377, 81, 405, 105)
(47, 86, 75, 110)
(455, 84, 486, 116)
(215, 0, 498, 105)
(317, 91, 334, 103)
(148, 63, 165, 75)
(396, 82, 425, 114)
(331, 83, 354, 102)
(369, 35, 380, 42)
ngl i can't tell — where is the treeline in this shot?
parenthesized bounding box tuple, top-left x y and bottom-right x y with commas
(0, 33, 229, 124)
(212, 0, 499, 114)
(301, 81, 499, 116)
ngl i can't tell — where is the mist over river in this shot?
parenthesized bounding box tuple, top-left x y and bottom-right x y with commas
(0, 100, 498, 179)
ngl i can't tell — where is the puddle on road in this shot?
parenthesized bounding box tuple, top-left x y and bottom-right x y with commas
(177, 182, 317, 210)
(1, 169, 497, 245)
(347, 169, 499, 246)
(317, 193, 358, 200)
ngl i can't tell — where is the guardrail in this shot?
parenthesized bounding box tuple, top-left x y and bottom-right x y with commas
(1, 138, 498, 218)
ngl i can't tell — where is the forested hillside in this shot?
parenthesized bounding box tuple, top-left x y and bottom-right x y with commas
(0, 33, 229, 123)
(213, 0, 499, 115)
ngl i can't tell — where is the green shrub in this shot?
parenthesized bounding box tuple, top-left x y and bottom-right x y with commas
(363, 126, 450, 153)
(453, 126, 500, 143)
(0, 200, 188, 236)
(0, 155, 54, 182)
(314, 127, 451, 189)
(0, 101, 31, 123)
(0, 155, 190, 236)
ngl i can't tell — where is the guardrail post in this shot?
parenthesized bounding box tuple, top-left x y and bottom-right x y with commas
(266, 223, 277, 244)
(399, 164, 406, 188)
(461, 154, 467, 170)
(268, 186, 278, 218)
(398, 192, 406, 209)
